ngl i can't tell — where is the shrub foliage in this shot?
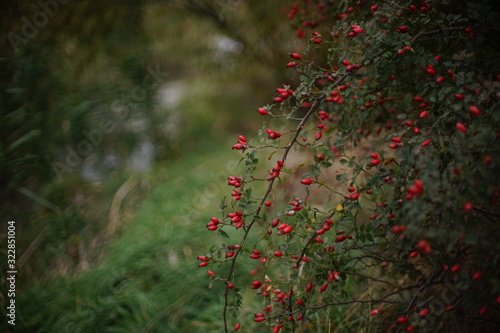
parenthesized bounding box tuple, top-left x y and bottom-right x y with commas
(201, 1, 500, 332)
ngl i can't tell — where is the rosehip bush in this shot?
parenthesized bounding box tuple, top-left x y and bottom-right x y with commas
(199, 1, 500, 332)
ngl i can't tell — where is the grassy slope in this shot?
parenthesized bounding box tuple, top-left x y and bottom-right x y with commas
(17, 140, 259, 333)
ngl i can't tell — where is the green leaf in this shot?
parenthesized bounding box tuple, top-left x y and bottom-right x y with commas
(6, 130, 41, 152)
(218, 229, 230, 239)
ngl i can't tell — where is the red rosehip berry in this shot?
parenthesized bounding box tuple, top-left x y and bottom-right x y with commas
(456, 122, 467, 133)
(463, 202, 473, 212)
(301, 178, 313, 185)
(419, 308, 429, 317)
(469, 105, 480, 115)
(335, 235, 348, 243)
(421, 139, 432, 147)
(257, 107, 268, 115)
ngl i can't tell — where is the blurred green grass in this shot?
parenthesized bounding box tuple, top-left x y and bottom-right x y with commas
(1, 2, 305, 331)
(17, 140, 261, 332)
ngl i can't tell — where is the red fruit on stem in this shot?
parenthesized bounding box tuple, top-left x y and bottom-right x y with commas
(335, 235, 348, 243)
(391, 137, 402, 143)
(301, 178, 313, 185)
(464, 202, 473, 212)
(251, 281, 262, 289)
(257, 107, 268, 115)
(234, 323, 241, 331)
(456, 122, 467, 133)
(421, 139, 432, 147)
(419, 308, 429, 317)
(392, 225, 406, 234)
(416, 239, 432, 255)
(469, 105, 480, 115)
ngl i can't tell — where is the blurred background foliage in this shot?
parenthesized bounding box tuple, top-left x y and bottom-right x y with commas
(0, 0, 306, 331)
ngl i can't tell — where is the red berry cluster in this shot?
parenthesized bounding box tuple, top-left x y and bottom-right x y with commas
(273, 87, 294, 104)
(228, 211, 244, 229)
(344, 186, 360, 200)
(231, 188, 242, 201)
(348, 24, 364, 37)
(232, 135, 248, 150)
(415, 239, 432, 255)
(197, 255, 210, 267)
(227, 176, 243, 188)
(406, 179, 424, 200)
(266, 129, 282, 140)
(408, 1, 433, 13)
(369, 152, 381, 166)
(314, 218, 334, 243)
(268, 160, 284, 180)
(309, 32, 323, 44)
(206, 217, 220, 231)
(276, 222, 293, 235)
(286, 197, 303, 216)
